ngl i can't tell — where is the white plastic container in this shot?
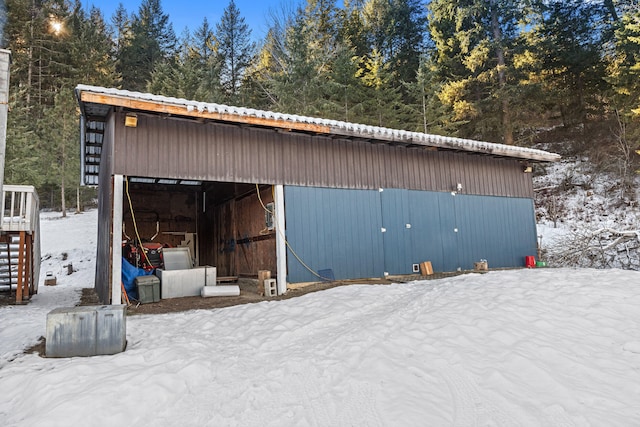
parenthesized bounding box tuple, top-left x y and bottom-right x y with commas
(200, 285, 240, 297)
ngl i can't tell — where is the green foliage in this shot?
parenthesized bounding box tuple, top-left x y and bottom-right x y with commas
(526, 0, 610, 126)
(426, 0, 527, 143)
(117, 0, 176, 92)
(216, 0, 256, 105)
(3, 0, 118, 210)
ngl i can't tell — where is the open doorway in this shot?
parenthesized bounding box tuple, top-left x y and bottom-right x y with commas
(123, 179, 278, 281)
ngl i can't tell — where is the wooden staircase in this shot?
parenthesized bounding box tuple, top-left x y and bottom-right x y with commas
(0, 185, 40, 303)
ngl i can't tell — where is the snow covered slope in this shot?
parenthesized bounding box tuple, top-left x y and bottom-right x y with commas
(535, 158, 640, 269)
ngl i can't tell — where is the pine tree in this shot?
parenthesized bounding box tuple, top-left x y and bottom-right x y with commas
(117, 0, 176, 91)
(357, 49, 410, 128)
(362, 0, 426, 84)
(215, 0, 255, 104)
(324, 43, 367, 122)
(4, 0, 115, 209)
(527, 0, 609, 127)
(427, 0, 526, 143)
(42, 87, 78, 216)
(148, 28, 216, 101)
(193, 17, 222, 102)
(111, 3, 131, 58)
(68, 4, 118, 87)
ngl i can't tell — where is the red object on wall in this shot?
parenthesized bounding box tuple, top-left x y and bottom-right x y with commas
(525, 256, 536, 268)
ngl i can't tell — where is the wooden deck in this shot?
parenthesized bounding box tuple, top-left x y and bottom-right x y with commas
(0, 185, 40, 303)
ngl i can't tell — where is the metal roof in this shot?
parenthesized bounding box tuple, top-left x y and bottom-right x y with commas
(75, 84, 561, 163)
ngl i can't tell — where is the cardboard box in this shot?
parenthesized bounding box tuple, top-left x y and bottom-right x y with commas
(419, 261, 433, 276)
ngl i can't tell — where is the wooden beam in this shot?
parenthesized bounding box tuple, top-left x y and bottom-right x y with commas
(79, 92, 332, 135)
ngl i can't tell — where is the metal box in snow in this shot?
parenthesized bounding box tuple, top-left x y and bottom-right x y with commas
(96, 305, 127, 355)
(46, 305, 126, 357)
(135, 275, 160, 303)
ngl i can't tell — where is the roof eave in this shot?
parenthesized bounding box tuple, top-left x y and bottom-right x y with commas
(76, 86, 561, 163)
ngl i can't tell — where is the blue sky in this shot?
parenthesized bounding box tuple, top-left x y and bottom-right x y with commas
(80, 0, 298, 41)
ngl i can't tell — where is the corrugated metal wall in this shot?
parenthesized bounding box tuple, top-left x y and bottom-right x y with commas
(95, 116, 115, 303)
(285, 186, 537, 282)
(112, 112, 534, 198)
(284, 186, 385, 282)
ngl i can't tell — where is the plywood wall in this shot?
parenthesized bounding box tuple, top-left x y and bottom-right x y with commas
(204, 186, 276, 277)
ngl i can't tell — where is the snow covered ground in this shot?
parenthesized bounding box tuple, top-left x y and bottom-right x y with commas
(1, 210, 640, 426)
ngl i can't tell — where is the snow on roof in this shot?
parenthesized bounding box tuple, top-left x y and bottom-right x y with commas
(75, 84, 561, 162)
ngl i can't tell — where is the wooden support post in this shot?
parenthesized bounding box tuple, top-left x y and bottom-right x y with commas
(274, 185, 287, 295)
(111, 175, 123, 305)
(15, 231, 25, 303)
(23, 233, 32, 298)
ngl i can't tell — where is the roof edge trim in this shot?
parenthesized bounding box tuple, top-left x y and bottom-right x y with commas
(75, 85, 561, 163)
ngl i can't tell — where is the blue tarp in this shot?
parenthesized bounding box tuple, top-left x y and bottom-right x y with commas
(121, 257, 153, 301)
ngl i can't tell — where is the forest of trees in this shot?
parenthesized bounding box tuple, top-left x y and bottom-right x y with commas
(1, 0, 639, 210)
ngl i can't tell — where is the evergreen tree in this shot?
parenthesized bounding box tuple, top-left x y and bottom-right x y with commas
(404, 56, 450, 134)
(527, 0, 609, 127)
(427, 0, 526, 143)
(339, 0, 369, 59)
(606, 4, 640, 156)
(42, 87, 78, 216)
(148, 28, 216, 101)
(68, 4, 118, 87)
(215, 0, 255, 104)
(193, 17, 222, 102)
(111, 3, 131, 57)
(362, 0, 426, 84)
(324, 43, 367, 122)
(357, 48, 409, 128)
(117, 0, 176, 91)
(271, 10, 324, 115)
(4, 0, 115, 209)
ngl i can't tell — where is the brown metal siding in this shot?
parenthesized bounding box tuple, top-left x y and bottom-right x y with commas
(95, 115, 115, 303)
(112, 112, 533, 198)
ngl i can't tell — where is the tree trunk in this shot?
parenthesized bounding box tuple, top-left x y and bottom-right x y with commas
(61, 172, 66, 217)
(491, 0, 513, 145)
(61, 113, 66, 217)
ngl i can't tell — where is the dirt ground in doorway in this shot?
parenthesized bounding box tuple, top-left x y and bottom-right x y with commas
(116, 278, 401, 316)
(89, 272, 464, 316)
(3, 272, 465, 313)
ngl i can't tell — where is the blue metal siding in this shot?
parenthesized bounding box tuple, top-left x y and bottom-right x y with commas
(407, 191, 447, 272)
(284, 186, 384, 283)
(285, 186, 537, 282)
(380, 189, 412, 275)
(451, 194, 537, 270)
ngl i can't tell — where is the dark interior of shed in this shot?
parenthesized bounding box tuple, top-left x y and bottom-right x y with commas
(122, 178, 277, 280)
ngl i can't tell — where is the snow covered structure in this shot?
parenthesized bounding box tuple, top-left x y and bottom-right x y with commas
(75, 85, 560, 304)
